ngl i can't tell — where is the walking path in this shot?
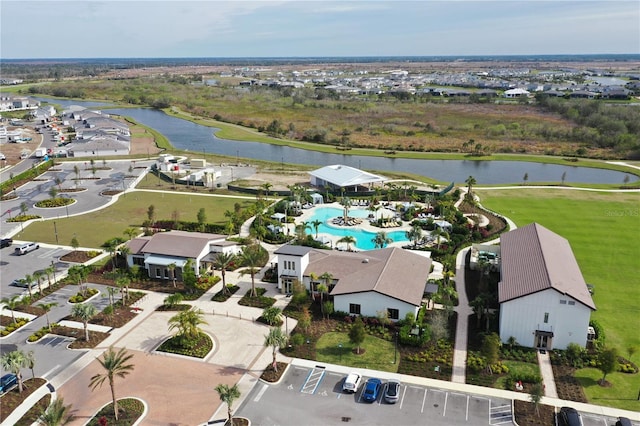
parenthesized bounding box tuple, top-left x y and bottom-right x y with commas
(537, 350, 559, 398)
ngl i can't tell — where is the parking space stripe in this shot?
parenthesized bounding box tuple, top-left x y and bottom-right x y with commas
(465, 395, 469, 421)
(421, 388, 427, 413)
(398, 385, 407, 409)
(253, 384, 268, 402)
(300, 367, 325, 394)
(443, 392, 448, 416)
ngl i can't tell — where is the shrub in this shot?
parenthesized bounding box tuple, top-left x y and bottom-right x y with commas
(290, 333, 305, 346)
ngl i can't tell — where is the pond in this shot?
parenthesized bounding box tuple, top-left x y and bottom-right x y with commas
(33, 98, 637, 185)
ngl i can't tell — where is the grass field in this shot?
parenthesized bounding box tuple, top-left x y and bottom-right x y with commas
(14, 190, 256, 248)
(316, 331, 399, 373)
(574, 367, 640, 412)
(494, 360, 541, 390)
(477, 189, 640, 408)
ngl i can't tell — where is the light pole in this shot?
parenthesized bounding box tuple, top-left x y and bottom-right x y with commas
(51, 259, 57, 284)
(53, 221, 59, 244)
(338, 343, 343, 363)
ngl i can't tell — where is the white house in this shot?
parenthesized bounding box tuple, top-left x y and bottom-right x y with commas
(308, 164, 387, 193)
(274, 245, 431, 321)
(503, 88, 530, 98)
(126, 230, 241, 281)
(498, 223, 596, 350)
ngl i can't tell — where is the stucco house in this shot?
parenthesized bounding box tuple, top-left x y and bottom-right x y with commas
(498, 223, 596, 350)
(126, 230, 241, 281)
(274, 245, 432, 320)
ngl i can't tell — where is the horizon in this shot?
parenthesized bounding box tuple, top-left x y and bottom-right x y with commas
(2, 1, 638, 59)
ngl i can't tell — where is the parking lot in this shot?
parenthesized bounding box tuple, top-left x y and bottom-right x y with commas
(235, 365, 515, 425)
(0, 241, 71, 297)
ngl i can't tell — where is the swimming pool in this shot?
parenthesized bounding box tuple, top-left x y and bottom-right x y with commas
(304, 206, 409, 251)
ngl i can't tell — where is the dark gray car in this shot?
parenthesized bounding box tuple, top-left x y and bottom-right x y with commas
(384, 379, 401, 404)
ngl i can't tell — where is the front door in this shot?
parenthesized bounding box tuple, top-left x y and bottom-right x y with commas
(535, 333, 553, 349)
(283, 279, 292, 295)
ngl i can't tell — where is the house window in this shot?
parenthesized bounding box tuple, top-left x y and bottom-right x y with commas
(387, 308, 399, 320)
(568, 301, 576, 306)
(543, 312, 549, 323)
(559, 300, 567, 304)
(164, 268, 169, 279)
(155, 267, 162, 278)
(349, 304, 361, 315)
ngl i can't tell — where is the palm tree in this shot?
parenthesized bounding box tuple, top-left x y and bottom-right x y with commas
(337, 235, 356, 251)
(465, 175, 477, 199)
(310, 219, 323, 238)
(0, 349, 28, 393)
(37, 302, 58, 331)
(33, 270, 45, 294)
(24, 273, 34, 299)
(1, 295, 21, 324)
(264, 327, 288, 372)
(45, 264, 56, 288)
(168, 262, 177, 288)
(529, 383, 544, 417)
(318, 271, 333, 318)
(163, 293, 184, 309)
(89, 346, 135, 422)
(368, 203, 381, 221)
(372, 231, 392, 249)
(39, 397, 75, 426)
(294, 221, 310, 241)
(215, 383, 241, 426)
(168, 307, 208, 346)
(239, 245, 262, 297)
(115, 275, 130, 305)
(71, 302, 97, 341)
(123, 227, 138, 240)
(340, 197, 352, 222)
(213, 252, 236, 295)
(107, 287, 118, 310)
(25, 350, 36, 379)
(406, 223, 423, 248)
(260, 182, 273, 198)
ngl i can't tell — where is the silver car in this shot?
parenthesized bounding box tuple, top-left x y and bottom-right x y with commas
(384, 379, 401, 403)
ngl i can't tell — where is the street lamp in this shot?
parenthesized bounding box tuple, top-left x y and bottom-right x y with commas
(338, 344, 343, 363)
(393, 332, 398, 364)
(51, 259, 57, 284)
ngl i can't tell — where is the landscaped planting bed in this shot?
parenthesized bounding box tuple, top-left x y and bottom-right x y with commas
(238, 287, 276, 308)
(157, 332, 213, 358)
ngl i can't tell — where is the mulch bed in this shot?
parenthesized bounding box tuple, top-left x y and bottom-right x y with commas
(60, 250, 96, 263)
(0, 378, 47, 423)
(513, 400, 556, 426)
(260, 362, 288, 383)
(49, 325, 110, 349)
(551, 364, 588, 403)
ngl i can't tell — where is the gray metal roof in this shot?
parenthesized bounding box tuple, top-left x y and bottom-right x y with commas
(498, 223, 596, 310)
(137, 230, 227, 259)
(306, 247, 431, 306)
(274, 245, 313, 256)
(308, 164, 386, 188)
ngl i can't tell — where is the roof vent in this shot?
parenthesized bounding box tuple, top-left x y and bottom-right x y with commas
(362, 258, 369, 263)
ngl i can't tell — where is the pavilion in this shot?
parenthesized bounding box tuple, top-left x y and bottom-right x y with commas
(308, 164, 387, 192)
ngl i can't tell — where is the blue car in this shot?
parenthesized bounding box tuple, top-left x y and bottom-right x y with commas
(362, 378, 382, 403)
(0, 373, 18, 394)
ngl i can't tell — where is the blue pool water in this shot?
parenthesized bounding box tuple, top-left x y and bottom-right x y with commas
(305, 206, 409, 251)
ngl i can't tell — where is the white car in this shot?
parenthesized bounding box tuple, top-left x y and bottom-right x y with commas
(342, 372, 362, 393)
(0, 152, 5, 161)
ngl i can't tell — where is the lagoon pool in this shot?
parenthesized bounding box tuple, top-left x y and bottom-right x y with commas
(305, 206, 409, 251)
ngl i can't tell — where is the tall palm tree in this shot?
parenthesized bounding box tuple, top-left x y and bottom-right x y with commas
(37, 302, 58, 331)
(215, 383, 241, 426)
(45, 264, 56, 288)
(239, 245, 261, 297)
(168, 263, 177, 288)
(337, 235, 356, 251)
(406, 223, 423, 248)
(89, 346, 135, 422)
(123, 227, 138, 240)
(213, 252, 236, 294)
(25, 350, 36, 379)
(39, 397, 75, 426)
(465, 175, 477, 199)
(260, 182, 273, 198)
(115, 275, 130, 305)
(0, 349, 28, 393)
(24, 273, 34, 299)
(340, 197, 352, 222)
(372, 231, 392, 249)
(264, 327, 288, 372)
(310, 219, 323, 238)
(368, 203, 381, 221)
(33, 270, 45, 294)
(168, 307, 208, 346)
(294, 222, 310, 241)
(1, 295, 21, 324)
(71, 302, 97, 341)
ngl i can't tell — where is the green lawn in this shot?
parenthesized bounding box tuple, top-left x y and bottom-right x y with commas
(316, 331, 399, 373)
(477, 189, 639, 352)
(15, 190, 255, 248)
(494, 360, 541, 390)
(574, 367, 640, 412)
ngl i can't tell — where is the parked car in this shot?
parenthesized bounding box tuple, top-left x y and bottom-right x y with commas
(15, 242, 39, 255)
(558, 406, 583, 426)
(615, 417, 632, 426)
(383, 379, 401, 403)
(10, 278, 34, 288)
(0, 152, 6, 161)
(0, 238, 12, 248)
(362, 378, 382, 403)
(342, 372, 362, 393)
(0, 374, 18, 394)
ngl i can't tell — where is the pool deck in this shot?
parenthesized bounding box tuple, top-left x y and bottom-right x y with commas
(290, 201, 424, 251)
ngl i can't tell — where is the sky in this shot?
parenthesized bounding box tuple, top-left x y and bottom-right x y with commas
(1, 0, 639, 59)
